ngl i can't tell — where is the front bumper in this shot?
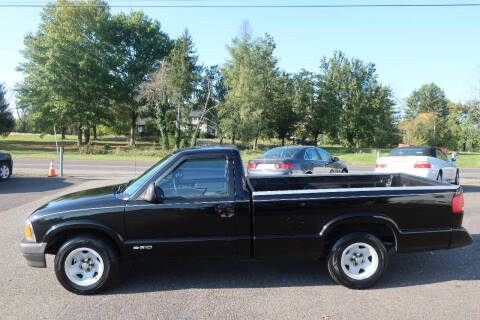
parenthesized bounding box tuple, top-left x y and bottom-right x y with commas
(19, 238, 47, 268)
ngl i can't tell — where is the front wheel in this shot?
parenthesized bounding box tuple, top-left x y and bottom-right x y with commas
(327, 233, 388, 289)
(454, 171, 460, 185)
(54, 235, 119, 295)
(0, 163, 11, 180)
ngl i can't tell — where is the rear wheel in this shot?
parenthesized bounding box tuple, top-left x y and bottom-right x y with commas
(54, 235, 119, 295)
(454, 170, 460, 185)
(327, 232, 388, 289)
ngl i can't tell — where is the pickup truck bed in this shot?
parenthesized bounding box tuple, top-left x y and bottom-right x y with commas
(248, 173, 470, 259)
(20, 147, 472, 294)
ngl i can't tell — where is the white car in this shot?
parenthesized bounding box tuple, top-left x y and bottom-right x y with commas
(375, 146, 459, 184)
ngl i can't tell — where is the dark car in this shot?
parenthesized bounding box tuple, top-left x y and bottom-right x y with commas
(20, 147, 472, 294)
(0, 152, 12, 180)
(247, 146, 347, 176)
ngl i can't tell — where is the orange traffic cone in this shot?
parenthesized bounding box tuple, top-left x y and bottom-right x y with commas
(48, 160, 56, 177)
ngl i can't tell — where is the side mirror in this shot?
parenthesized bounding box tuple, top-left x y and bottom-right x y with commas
(451, 158, 457, 162)
(333, 157, 339, 162)
(143, 183, 164, 203)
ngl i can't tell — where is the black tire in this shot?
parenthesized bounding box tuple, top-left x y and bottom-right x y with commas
(436, 171, 443, 182)
(0, 163, 11, 181)
(454, 170, 460, 185)
(341, 169, 348, 173)
(54, 235, 119, 295)
(327, 232, 388, 289)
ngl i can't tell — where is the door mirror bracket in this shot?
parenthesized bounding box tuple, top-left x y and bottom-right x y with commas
(143, 183, 164, 204)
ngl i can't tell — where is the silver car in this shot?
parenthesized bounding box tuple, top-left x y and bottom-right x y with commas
(247, 146, 348, 176)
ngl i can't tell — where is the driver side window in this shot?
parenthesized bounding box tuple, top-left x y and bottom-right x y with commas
(156, 158, 229, 199)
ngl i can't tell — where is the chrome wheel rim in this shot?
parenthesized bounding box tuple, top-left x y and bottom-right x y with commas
(64, 247, 104, 286)
(0, 165, 9, 179)
(340, 242, 379, 280)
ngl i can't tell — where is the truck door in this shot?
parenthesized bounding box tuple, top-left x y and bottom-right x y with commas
(124, 154, 238, 260)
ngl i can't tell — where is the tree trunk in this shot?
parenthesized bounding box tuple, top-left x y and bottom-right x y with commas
(159, 123, 169, 150)
(314, 134, 318, 146)
(191, 129, 199, 147)
(93, 126, 97, 140)
(77, 125, 83, 147)
(253, 136, 259, 151)
(130, 111, 136, 148)
(174, 125, 181, 149)
(61, 127, 66, 140)
(84, 128, 90, 144)
(281, 136, 285, 146)
(230, 133, 235, 145)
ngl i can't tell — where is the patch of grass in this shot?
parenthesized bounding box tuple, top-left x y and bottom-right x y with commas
(2, 133, 480, 167)
(454, 152, 480, 168)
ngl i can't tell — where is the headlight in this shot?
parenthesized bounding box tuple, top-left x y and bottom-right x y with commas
(25, 219, 36, 242)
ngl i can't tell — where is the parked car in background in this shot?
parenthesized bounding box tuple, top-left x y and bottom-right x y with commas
(247, 146, 347, 176)
(375, 146, 459, 184)
(0, 152, 12, 180)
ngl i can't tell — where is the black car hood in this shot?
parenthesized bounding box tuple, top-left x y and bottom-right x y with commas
(31, 184, 122, 218)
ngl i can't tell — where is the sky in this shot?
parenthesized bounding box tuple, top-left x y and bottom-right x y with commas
(1, 0, 480, 114)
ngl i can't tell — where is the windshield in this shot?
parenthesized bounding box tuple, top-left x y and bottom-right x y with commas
(389, 148, 426, 156)
(261, 148, 299, 159)
(122, 154, 174, 197)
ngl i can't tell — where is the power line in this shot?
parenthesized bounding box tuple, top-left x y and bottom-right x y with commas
(1, 2, 480, 8)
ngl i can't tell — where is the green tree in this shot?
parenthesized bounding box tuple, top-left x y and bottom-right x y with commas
(16, 0, 113, 145)
(136, 59, 171, 149)
(110, 11, 171, 147)
(402, 84, 451, 146)
(406, 83, 449, 119)
(319, 51, 397, 148)
(166, 30, 200, 148)
(190, 65, 223, 146)
(0, 84, 15, 136)
(293, 70, 337, 145)
(222, 29, 278, 149)
(266, 72, 298, 145)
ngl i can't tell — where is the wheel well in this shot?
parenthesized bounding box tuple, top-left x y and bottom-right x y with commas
(45, 228, 122, 260)
(0, 161, 10, 168)
(324, 223, 396, 254)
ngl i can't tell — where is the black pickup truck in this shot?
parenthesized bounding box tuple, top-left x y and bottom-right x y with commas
(20, 147, 472, 294)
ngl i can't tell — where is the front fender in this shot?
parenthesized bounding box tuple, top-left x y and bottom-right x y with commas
(42, 219, 124, 247)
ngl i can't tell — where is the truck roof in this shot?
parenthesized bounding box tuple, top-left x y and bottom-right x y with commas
(173, 146, 237, 156)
